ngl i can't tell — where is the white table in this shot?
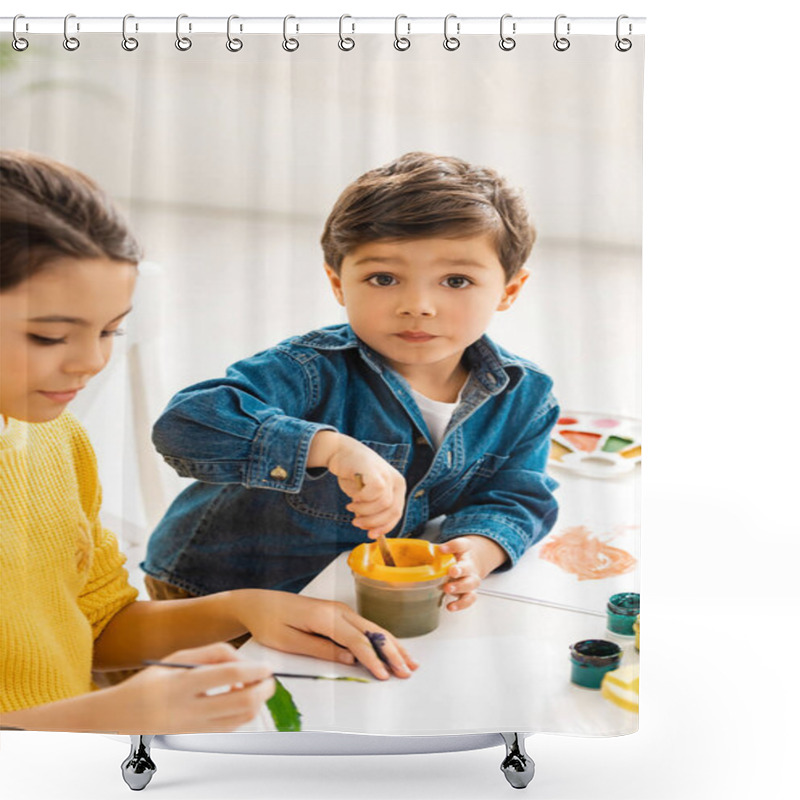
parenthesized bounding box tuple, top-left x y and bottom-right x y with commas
(238, 550, 638, 736)
(479, 467, 641, 612)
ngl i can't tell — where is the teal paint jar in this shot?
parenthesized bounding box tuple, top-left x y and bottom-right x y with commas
(607, 592, 640, 636)
(569, 640, 622, 689)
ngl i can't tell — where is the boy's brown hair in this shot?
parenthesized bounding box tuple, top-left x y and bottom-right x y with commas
(321, 152, 536, 281)
(0, 150, 142, 291)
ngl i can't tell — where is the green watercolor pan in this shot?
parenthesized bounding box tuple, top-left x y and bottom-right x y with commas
(548, 411, 641, 478)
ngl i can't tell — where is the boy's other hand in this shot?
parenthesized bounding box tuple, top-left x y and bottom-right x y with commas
(438, 536, 509, 612)
(310, 431, 406, 536)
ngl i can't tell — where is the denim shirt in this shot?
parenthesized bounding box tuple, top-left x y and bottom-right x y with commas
(142, 324, 559, 595)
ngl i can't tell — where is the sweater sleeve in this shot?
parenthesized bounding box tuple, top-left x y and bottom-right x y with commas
(66, 414, 138, 640)
(78, 523, 138, 641)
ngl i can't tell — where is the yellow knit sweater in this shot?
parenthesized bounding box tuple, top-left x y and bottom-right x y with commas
(0, 412, 138, 713)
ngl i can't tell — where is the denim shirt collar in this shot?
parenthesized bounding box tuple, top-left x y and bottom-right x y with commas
(301, 323, 525, 397)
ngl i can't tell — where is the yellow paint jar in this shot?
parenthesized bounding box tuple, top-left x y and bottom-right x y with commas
(347, 539, 456, 638)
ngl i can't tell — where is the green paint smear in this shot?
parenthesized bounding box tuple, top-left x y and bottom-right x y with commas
(602, 436, 634, 453)
(266, 678, 302, 732)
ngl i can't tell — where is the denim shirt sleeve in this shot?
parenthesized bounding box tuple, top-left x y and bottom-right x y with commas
(151, 348, 335, 492)
(439, 399, 560, 567)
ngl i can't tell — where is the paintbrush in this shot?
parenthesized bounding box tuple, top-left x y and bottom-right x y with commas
(354, 472, 396, 566)
(141, 660, 370, 682)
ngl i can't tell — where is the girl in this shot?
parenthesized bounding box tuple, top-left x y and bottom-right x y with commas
(0, 150, 416, 734)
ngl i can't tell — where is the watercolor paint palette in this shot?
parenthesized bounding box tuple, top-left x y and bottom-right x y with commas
(548, 412, 641, 478)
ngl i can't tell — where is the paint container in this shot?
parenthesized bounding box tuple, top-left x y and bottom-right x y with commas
(569, 640, 623, 689)
(347, 539, 456, 638)
(607, 592, 640, 636)
(633, 615, 640, 651)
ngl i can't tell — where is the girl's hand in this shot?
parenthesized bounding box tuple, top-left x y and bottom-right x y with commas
(438, 536, 508, 612)
(230, 591, 418, 680)
(105, 643, 275, 734)
(309, 431, 406, 537)
(0, 643, 274, 735)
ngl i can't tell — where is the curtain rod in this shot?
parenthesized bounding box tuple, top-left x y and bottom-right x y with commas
(1, 16, 646, 37)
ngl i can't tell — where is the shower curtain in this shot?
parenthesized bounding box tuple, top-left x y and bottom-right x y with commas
(1, 17, 643, 743)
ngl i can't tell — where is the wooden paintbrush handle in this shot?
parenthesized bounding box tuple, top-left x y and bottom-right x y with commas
(353, 472, 396, 566)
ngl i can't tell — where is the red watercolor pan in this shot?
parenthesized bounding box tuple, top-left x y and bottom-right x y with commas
(548, 411, 641, 478)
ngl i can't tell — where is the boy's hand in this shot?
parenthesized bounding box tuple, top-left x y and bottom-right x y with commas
(229, 591, 419, 680)
(309, 431, 406, 537)
(437, 536, 509, 612)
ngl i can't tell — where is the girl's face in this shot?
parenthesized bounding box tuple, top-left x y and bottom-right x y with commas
(0, 257, 137, 423)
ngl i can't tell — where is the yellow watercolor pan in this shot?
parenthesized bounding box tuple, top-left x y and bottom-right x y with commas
(547, 411, 641, 479)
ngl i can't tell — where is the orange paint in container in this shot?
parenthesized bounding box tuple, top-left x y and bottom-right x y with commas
(347, 539, 456, 638)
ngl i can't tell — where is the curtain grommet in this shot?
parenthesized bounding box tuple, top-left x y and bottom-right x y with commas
(394, 15, 411, 51)
(12, 15, 29, 51)
(63, 13, 80, 51)
(338, 15, 355, 51)
(175, 14, 192, 51)
(443, 14, 460, 51)
(615, 15, 633, 52)
(553, 14, 571, 52)
(282, 15, 299, 52)
(121, 14, 139, 51)
(226, 15, 243, 52)
(499, 14, 516, 51)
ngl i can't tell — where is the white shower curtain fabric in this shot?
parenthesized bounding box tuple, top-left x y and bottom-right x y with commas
(1, 30, 643, 736)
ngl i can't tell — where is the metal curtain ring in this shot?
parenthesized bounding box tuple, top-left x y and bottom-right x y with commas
(122, 14, 139, 51)
(553, 14, 570, 51)
(499, 14, 516, 51)
(63, 13, 80, 51)
(226, 15, 243, 51)
(12, 15, 29, 51)
(338, 14, 355, 51)
(394, 15, 410, 51)
(282, 15, 299, 52)
(443, 14, 460, 51)
(615, 15, 632, 52)
(175, 14, 192, 51)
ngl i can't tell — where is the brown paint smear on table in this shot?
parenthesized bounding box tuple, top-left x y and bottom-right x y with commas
(539, 525, 636, 581)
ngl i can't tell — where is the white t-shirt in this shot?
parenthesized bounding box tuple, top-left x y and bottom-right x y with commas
(409, 386, 464, 449)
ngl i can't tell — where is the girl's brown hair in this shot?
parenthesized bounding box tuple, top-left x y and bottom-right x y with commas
(0, 150, 142, 291)
(321, 152, 536, 281)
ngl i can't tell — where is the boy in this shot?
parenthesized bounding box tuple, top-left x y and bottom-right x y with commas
(143, 152, 559, 612)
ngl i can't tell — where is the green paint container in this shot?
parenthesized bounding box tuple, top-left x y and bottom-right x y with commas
(347, 540, 456, 639)
(607, 592, 640, 636)
(569, 640, 622, 689)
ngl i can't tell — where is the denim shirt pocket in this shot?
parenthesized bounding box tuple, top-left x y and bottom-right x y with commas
(285, 440, 410, 524)
(434, 451, 510, 507)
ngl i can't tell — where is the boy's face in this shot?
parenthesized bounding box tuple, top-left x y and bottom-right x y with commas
(0, 257, 136, 423)
(325, 234, 528, 387)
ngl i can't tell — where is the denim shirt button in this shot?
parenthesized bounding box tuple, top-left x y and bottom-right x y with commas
(414, 489, 425, 499)
(269, 466, 289, 480)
